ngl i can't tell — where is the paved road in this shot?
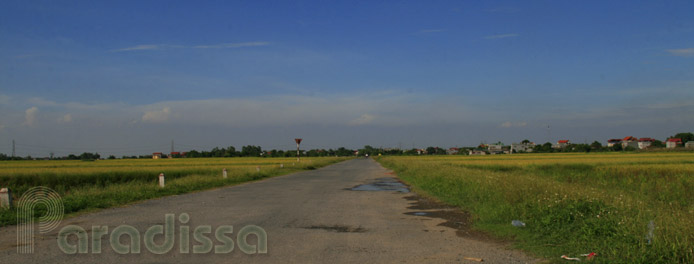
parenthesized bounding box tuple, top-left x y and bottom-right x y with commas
(0, 158, 538, 263)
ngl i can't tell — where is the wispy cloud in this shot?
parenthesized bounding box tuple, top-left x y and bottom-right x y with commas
(349, 114, 376, 126)
(415, 29, 446, 34)
(666, 48, 694, 57)
(111, 42, 269, 52)
(193, 41, 270, 49)
(141, 107, 171, 123)
(500, 121, 527, 128)
(110, 44, 162, 52)
(484, 33, 519, 40)
(23, 107, 39, 126)
(488, 7, 522, 13)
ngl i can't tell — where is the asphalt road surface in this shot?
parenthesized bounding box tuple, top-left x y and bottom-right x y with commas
(0, 158, 538, 263)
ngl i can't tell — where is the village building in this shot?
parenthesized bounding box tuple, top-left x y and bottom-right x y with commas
(621, 136, 639, 149)
(553, 140, 570, 149)
(152, 152, 163, 159)
(446, 147, 460, 155)
(607, 138, 622, 147)
(638, 138, 655, 149)
(666, 138, 682, 148)
(511, 142, 535, 153)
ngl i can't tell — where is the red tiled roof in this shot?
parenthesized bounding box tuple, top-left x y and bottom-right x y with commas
(558, 140, 569, 144)
(153, 152, 162, 155)
(638, 138, 655, 142)
(667, 138, 682, 143)
(623, 136, 637, 141)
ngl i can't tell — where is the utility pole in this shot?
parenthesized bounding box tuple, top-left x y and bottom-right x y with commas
(12, 140, 15, 158)
(295, 138, 302, 162)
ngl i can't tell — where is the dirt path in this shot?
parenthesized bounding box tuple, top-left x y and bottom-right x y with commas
(0, 158, 539, 263)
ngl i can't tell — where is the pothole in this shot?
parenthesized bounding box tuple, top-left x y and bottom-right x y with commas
(349, 177, 410, 193)
(303, 225, 368, 233)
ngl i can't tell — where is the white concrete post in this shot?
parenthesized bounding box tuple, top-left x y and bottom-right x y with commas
(159, 173, 165, 188)
(0, 188, 11, 209)
(256, 166, 260, 172)
(280, 163, 284, 168)
(223, 168, 228, 179)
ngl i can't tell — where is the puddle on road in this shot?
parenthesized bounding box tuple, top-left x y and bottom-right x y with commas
(303, 224, 368, 233)
(349, 177, 410, 193)
(405, 212, 430, 216)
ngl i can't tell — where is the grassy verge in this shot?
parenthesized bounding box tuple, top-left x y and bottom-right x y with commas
(376, 153, 694, 263)
(0, 157, 349, 226)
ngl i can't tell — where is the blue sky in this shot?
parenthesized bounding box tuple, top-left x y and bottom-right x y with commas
(1, 1, 693, 156)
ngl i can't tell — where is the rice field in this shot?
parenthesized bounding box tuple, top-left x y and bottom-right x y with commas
(377, 152, 694, 263)
(0, 157, 348, 226)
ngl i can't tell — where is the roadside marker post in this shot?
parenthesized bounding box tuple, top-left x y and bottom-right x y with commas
(159, 173, 165, 188)
(295, 138, 302, 162)
(223, 168, 228, 179)
(280, 163, 284, 168)
(0, 188, 11, 209)
(256, 166, 260, 172)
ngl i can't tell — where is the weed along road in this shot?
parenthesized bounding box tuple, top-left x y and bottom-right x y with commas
(0, 159, 538, 263)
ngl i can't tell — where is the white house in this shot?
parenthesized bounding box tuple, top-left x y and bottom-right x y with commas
(666, 138, 682, 148)
(638, 138, 655, 149)
(511, 142, 535, 153)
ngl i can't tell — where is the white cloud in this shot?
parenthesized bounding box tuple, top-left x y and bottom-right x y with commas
(193, 41, 270, 49)
(349, 114, 376, 126)
(415, 29, 446, 34)
(58, 114, 72, 123)
(0, 94, 10, 105)
(484, 33, 519, 39)
(142, 107, 171, 123)
(666, 48, 694, 57)
(500, 121, 527, 128)
(23, 107, 39, 126)
(110, 44, 162, 52)
(111, 42, 269, 52)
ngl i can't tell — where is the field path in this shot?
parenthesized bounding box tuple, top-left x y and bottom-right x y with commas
(0, 158, 538, 263)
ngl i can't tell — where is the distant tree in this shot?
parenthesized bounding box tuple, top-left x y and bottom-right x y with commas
(185, 150, 202, 158)
(590, 141, 603, 149)
(652, 140, 666, 148)
(521, 139, 531, 144)
(611, 144, 623, 151)
(240, 145, 262, 157)
(333, 147, 351, 156)
(670, 132, 694, 143)
(107, 155, 116, 159)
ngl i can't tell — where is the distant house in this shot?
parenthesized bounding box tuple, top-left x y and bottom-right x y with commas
(554, 140, 570, 149)
(468, 150, 487, 155)
(666, 138, 683, 148)
(638, 138, 655, 149)
(416, 149, 427, 155)
(152, 152, 163, 159)
(511, 142, 535, 153)
(487, 143, 503, 154)
(607, 138, 623, 147)
(446, 148, 460, 155)
(622, 136, 639, 149)
(685, 141, 694, 149)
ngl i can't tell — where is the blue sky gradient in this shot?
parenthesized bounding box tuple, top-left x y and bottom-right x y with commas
(1, 1, 693, 156)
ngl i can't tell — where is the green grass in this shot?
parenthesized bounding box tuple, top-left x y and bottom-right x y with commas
(376, 153, 694, 263)
(0, 157, 349, 226)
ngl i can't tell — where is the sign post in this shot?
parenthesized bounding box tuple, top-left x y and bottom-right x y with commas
(295, 138, 302, 162)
